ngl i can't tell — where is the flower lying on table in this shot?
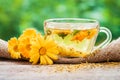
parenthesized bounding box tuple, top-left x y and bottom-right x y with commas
(8, 37, 21, 59)
(8, 28, 87, 65)
(29, 34, 59, 64)
(8, 29, 59, 65)
(18, 29, 37, 58)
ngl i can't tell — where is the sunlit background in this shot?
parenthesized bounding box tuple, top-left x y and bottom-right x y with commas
(0, 0, 120, 44)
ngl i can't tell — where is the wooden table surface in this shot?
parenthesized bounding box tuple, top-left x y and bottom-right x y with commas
(0, 58, 120, 80)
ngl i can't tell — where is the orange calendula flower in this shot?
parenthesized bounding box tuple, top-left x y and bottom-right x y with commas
(18, 29, 37, 58)
(18, 38, 31, 58)
(72, 30, 88, 41)
(29, 34, 59, 65)
(8, 37, 21, 59)
(19, 29, 37, 39)
(72, 28, 97, 41)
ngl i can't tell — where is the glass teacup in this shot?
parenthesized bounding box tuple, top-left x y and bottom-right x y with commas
(44, 18, 112, 56)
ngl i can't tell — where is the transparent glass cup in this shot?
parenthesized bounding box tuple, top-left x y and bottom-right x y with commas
(44, 18, 112, 55)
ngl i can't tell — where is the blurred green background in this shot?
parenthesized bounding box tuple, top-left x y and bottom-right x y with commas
(0, 0, 120, 43)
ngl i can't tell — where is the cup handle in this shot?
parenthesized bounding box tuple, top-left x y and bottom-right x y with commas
(94, 27, 112, 50)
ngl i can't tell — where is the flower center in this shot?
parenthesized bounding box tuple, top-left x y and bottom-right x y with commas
(26, 44, 31, 51)
(39, 47, 46, 55)
(13, 45, 19, 52)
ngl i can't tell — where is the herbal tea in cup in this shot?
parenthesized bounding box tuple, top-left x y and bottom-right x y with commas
(44, 18, 112, 57)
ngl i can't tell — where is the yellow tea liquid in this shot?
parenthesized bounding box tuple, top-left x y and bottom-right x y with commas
(45, 23, 99, 56)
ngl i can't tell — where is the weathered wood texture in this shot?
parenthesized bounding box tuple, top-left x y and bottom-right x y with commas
(0, 58, 120, 80)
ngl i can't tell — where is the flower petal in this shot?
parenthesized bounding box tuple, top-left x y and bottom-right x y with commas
(40, 55, 47, 65)
(47, 48, 59, 54)
(30, 53, 39, 64)
(44, 55, 53, 65)
(47, 52, 58, 60)
(18, 29, 37, 40)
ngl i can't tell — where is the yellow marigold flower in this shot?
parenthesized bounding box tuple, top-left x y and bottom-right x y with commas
(8, 28, 59, 65)
(18, 29, 37, 58)
(18, 38, 31, 58)
(8, 37, 21, 59)
(29, 34, 59, 65)
(19, 28, 37, 39)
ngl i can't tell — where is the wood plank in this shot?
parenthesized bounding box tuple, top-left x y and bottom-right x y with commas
(0, 58, 120, 80)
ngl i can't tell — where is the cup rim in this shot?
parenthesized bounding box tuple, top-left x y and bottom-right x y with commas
(44, 18, 99, 23)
